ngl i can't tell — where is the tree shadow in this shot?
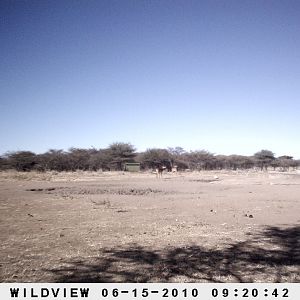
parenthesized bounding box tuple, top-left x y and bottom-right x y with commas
(48, 225, 299, 283)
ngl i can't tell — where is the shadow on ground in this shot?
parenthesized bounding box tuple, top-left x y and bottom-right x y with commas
(48, 226, 299, 282)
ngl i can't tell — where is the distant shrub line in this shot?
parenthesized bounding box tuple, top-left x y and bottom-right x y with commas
(0, 143, 299, 172)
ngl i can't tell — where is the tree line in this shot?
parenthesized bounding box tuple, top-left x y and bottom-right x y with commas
(0, 143, 299, 172)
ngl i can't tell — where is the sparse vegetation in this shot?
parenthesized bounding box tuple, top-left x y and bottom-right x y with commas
(1, 171, 299, 282)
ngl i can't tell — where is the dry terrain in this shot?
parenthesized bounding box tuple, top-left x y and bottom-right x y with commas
(0, 170, 299, 282)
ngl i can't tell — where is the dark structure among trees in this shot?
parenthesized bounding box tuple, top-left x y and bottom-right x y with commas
(0, 143, 299, 173)
(124, 163, 141, 172)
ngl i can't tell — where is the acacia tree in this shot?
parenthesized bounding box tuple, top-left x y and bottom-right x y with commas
(167, 147, 186, 156)
(186, 150, 216, 170)
(106, 142, 136, 171)
(277, 156, 294, 171)
(167, 147, 189, 170)
(87, 149, 112, 171)
(5, 151, 37, 171)
(214, 155, 228, 170)
(254, 150, 275, 171)
(226, 155, 254, 170)
(0, 156, 9, 170)
(140, 148, 172, 170)
(84, 149, 100, 171)
(67, 148, 92, 171)
(38, 149, 71, 171)
(294, 160, 300, 169)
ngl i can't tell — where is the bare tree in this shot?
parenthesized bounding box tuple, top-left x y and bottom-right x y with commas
(5, 151, 37, 171)
(277, 156, 294, 171)
(39, 149, 71, 171)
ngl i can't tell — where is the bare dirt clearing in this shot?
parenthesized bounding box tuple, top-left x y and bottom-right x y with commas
(0, 171, 299, 282)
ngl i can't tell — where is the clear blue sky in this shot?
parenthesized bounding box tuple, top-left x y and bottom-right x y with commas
(1, 0, 299, 158)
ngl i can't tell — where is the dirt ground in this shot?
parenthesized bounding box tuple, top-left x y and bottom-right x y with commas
(0, 170, 299, 283)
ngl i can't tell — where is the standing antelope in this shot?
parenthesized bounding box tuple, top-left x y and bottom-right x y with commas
(156, 165, 166, 178)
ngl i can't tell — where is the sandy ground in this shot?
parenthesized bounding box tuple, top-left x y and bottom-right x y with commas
(0, 170, 299, 283)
